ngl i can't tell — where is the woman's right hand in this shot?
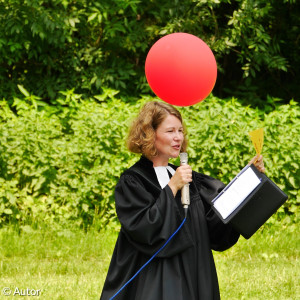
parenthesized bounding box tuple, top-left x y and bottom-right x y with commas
(168, 165, 193, 196)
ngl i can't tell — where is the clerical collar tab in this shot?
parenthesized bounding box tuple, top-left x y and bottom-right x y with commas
(154, 166, 175, 189)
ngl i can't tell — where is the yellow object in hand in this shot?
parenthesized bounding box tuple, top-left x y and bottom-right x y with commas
(249, 128, 264, 156)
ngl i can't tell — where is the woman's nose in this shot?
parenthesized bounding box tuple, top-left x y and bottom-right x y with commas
(174, 131, 183, 140)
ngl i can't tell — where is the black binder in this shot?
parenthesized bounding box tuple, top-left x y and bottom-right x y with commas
(211, 164, 288, 239)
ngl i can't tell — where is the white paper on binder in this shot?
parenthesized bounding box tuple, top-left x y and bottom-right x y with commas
(213, 167, 261, 219)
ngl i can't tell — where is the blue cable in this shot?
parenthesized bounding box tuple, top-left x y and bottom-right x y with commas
(109, 217, 187, 300)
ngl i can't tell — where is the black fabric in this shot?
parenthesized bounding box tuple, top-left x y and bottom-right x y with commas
(100, 156, 240, 300)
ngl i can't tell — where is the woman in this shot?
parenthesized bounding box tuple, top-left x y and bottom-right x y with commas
(100, 101, 265, 300)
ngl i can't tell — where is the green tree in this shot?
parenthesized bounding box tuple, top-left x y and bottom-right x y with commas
(0, 0, 299, 102)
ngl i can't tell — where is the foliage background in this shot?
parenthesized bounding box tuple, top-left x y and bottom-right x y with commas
(0, 0, 299, 229)
(0, 0, 299, 103)
(0, 89, 299, 229)
(0, 3, 298, 300)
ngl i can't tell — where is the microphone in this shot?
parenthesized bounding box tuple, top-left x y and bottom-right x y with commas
(180, 152, 190, 218)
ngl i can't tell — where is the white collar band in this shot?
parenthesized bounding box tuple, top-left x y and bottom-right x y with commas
(154, 166, 175, 189)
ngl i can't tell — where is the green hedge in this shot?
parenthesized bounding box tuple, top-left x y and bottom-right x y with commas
(0, 90, 299, 229)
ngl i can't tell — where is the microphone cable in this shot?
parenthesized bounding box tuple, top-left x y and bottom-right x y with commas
(109, 216, 187, 300)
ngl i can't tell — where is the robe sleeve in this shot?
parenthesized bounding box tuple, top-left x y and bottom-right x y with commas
(114, 173, 194, 258)
(194, 172, 240, 251)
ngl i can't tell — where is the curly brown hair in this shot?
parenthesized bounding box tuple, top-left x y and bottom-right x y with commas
(127, 101, 188, 158)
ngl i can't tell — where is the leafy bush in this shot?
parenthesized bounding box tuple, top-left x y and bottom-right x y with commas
(263, 102, 300, 221)
(0, 91, 299, 229)
(0, 89, 138, 229)
(181, 98, 299, 224)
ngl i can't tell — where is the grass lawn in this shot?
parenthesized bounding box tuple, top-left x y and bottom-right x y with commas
(214, 222, 299, 300)
(0, 222, 298, 299)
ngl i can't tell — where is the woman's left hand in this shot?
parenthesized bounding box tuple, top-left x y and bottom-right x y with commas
(248, 154, 265, 173)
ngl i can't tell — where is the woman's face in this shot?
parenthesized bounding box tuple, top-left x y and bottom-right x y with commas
(154, 114, 184, 162)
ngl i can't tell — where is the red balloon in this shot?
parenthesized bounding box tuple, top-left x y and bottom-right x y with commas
(145, 33, 217, 106)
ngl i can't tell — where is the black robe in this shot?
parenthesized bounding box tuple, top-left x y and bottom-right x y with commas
(100, 156, 239, 300)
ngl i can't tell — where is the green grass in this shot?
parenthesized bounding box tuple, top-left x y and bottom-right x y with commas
(0, 225, 117, 300)
(0, 222, 298, 300)
(214, 222, 299, 300)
